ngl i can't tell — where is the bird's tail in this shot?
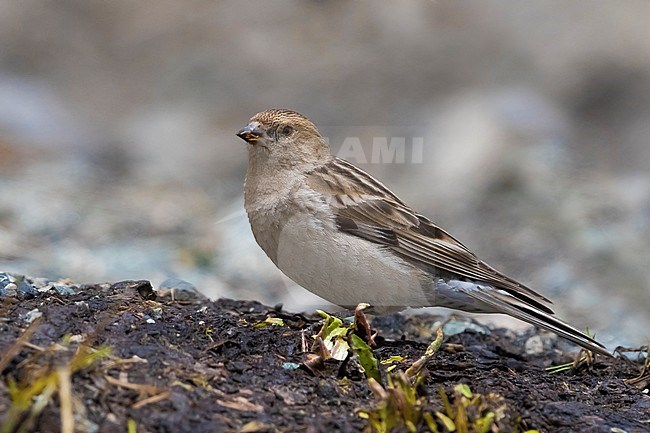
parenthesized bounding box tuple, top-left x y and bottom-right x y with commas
(463, 284, 612, 357)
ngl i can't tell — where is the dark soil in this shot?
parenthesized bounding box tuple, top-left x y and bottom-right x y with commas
(1, 280, 648, 433)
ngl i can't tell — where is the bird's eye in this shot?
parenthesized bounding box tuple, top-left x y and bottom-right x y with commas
(280, 125, 294, 136)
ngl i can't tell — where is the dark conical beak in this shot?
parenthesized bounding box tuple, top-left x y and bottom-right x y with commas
(236, 122, 265, 144)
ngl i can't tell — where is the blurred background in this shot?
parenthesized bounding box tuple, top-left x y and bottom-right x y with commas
(0, 1, 648, 347)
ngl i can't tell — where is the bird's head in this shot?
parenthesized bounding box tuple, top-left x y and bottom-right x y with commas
(237, 109, 330, 168)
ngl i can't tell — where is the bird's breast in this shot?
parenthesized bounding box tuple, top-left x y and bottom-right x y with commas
(244, 171, 433, 310)
(271, 209, 433, 310)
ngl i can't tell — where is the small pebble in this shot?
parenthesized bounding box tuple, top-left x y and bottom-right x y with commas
(51, 285, 77, 295)
(159, 277, 206, 301)
(24, 308, 43, 323)
(443, 320, 488, 336)
(525, 335, 545, 355)
(282, 362, 301, 370)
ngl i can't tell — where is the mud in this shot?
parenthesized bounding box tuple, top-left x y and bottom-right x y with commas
(0, 281, 648, 433)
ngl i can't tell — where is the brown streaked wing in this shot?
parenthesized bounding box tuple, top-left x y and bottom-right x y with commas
(306, 158, 553, 312)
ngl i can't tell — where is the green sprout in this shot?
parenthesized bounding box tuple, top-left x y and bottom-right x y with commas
(2, 343, 112, 433)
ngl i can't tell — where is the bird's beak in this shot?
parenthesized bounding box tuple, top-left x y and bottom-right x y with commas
(236, 122, 265, 145)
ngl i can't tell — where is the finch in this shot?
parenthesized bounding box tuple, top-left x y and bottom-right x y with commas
(237, 108, 610, 356)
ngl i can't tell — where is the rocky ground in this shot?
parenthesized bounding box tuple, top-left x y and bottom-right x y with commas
(1, 274, 648, 433)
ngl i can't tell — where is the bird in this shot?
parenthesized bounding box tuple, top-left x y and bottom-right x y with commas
(236, 108, 611, 357)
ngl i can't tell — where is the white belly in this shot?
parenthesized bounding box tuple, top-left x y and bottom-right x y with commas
(275, 213, 431, 310)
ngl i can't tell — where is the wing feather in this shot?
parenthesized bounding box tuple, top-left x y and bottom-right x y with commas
(307, 158, 553, 313)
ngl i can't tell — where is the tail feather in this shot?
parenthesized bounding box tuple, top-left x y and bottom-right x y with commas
(464, 284, 612, 357)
